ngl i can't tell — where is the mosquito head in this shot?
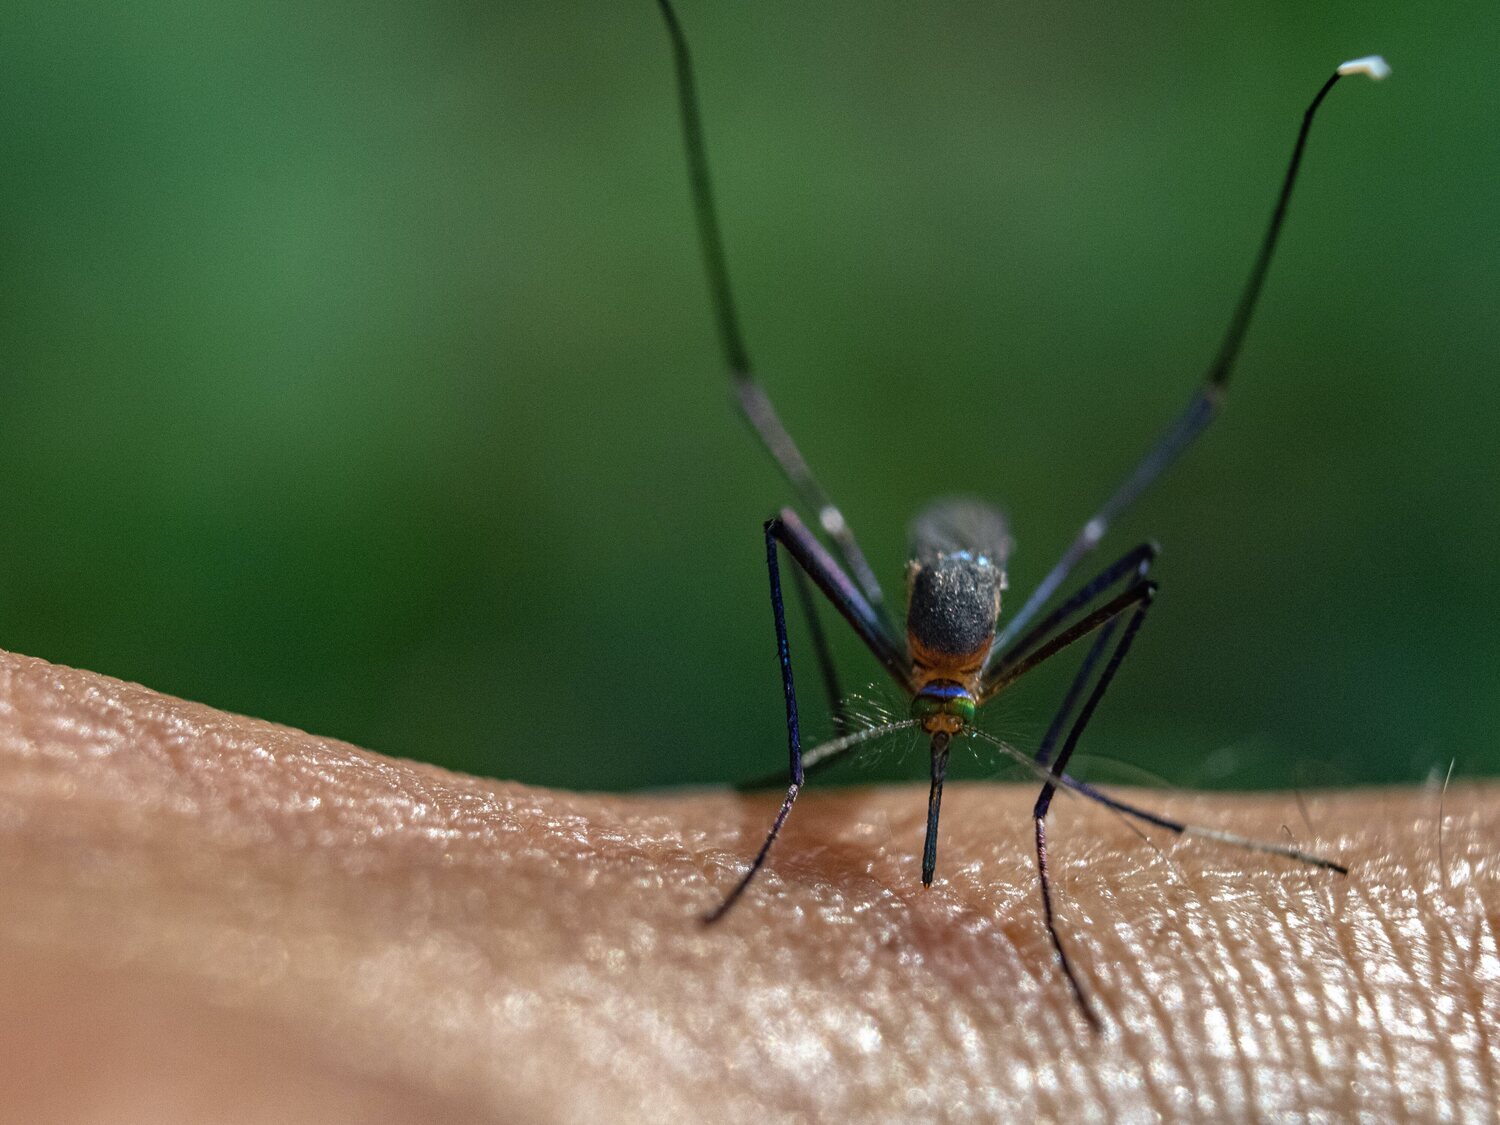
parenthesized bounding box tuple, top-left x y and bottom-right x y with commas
(910, 680, 977, 735)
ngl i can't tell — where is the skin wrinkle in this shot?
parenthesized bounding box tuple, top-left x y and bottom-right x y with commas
(1201, 889, 1257, 1117)
(1451, 918, 1490, 1113)
(1340, 880, 1401, 1107)
(1284, 894, 1338, 1105)
(1104, 892, 1189, 1113)
(1417, 881, 1462, 1117)
(1377, 845, 1484, 1121)
(1475, 911, 1500, 1114)
(1448, 869, 1495, 1110)
(1357, 871, 1430, 1110)
(1044, 846, 1139, 1116)
(1263, 897, 1308, 1094)
(1244, 888, 1302, 1112)
(1304, 874, 1361, 1118)
(0, 653, 1495, 1122)
(1404, 909, 1458, 1120)
(1276, 880, 1343, 1119)
(1191, 881, 1262, 1109)
(1468, 896, 1500, 1100)
(1117, 942, 1180, 1114)
(1279, 887, 1334, 1110)
(1116, 906, 1194, 1104)
(1155, 869, 1251, 1115)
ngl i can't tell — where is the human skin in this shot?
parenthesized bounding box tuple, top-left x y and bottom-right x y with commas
(0, 651, 1493, 1124)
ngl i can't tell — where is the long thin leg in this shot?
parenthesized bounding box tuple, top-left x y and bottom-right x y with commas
(979, 554, 1344, 968)
(704, 523, 807, 923)
(707, 513, 912, 921)
(983, 580, 1157, 702)
(1035, 817, 1098, 1029)
(987, 541, 1156, 682)
(1012, 583, 1347, 1023)
(788, 562, 849, 738)
(1032, 583, 1156, 1029)
(1025, 546, 1154, 768)
(1033, 620, 1116, 769)
(737, 718, 922, 793)
(655, 0, 896, 636)
(993, 62, 1386, 656)
(732, 564, 847, 794)
(967, 727, 1348, 874)
(767, 508, 908, 689)
(1034, 588, 1154, 822)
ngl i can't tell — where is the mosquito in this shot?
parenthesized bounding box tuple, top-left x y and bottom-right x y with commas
(655, 0, 1388, 1029)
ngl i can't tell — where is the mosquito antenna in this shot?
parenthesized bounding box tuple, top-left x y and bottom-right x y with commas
(1206, 55, 1392, 387)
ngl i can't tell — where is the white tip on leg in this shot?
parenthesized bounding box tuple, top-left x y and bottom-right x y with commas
(1338, 55, 1391, 80)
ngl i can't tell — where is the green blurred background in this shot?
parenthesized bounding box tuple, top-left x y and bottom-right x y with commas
(0, 2, 1494, 792)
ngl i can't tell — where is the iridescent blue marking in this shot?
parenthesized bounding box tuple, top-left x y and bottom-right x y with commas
(918, 682, 971, 701)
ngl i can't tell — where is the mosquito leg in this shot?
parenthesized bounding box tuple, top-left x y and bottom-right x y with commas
(993, 62, 1386, 655)
(981, 545, 1156, 702)
(1034, 583, 1154, 821)
(788, 562, 848, 738)
(1017, 545, 1155, 767)
(734, 380, 895, 637)
(731, 508, 910, 792)
(704, 523, 809, 923)
(1058, 776, 1349, 873)
(729, 564, 847, 793)
(1006, 601, 1345, 1032)
(737, 720, 921, 793)
(967, 725, 1352, 873)
(1029, 581, 1156, 1028)
(994, 542, 1156, 676)
(1033, 620, 1116, 768)
(655, 0, 896, 635)
(709, 513, 913, 920)
(704, 783, 801, 924)
(978, 548, 1344, 872)
(1035, 816, 1101, 1031)
(766, 508, 908, 690)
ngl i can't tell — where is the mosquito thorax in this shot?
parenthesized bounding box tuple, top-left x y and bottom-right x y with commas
(910, 681, 977, 735)
(905, 551, 1002, 692)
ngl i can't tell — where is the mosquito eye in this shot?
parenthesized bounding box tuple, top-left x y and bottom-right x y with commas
(910, 695, 942, 720)
(910, 692, 975, 723)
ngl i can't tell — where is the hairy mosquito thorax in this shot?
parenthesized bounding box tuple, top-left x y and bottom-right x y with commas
(906, 550, 1002, 733)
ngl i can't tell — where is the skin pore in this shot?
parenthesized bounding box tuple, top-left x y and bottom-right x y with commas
(0, 650, 1493, 1123)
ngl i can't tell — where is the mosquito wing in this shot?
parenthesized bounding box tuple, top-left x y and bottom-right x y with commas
(908, 498, 1013, 573)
